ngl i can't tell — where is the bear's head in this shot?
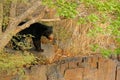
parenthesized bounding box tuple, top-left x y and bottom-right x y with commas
(43, 26, 54, 42)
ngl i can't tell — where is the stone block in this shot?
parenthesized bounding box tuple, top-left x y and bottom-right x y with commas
(116, 65, 120, 80)
(64, 68, 83, 80)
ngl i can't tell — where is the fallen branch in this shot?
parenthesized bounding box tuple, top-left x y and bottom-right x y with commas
(14, 0, 42, 26)
(40, 18, 61, 22)
(15, 8, 46, 33)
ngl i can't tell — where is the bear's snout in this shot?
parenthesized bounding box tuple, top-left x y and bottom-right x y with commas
(48, 34, 54, 42)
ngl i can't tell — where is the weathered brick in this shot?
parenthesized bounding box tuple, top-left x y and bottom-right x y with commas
(90, 56, 99, 69)
(83, 67, 98, 80)
(64, 68, 83, 80)
(60, 63, 69, 75)
(116, 65, 120, 80)
(68, 61, 78, 69)
(0, 55, 119, 80)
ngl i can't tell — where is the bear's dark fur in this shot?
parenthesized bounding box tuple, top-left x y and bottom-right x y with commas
(12, 22, 54, 52)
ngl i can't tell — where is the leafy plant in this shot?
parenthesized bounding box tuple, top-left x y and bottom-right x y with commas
(90, 44, 99, 52)
(100, 48, 113, 57)
(11, 34, 33, 50)
(0, 52, 36, 74)
(88, 25, 103, 37)
(78, 17, 87, 24)
(87, 14, 99, 23)
(79, 0, 120, 56)
(42, 0, 78, 18)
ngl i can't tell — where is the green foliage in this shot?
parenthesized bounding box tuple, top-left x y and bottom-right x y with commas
(42, 0, 78, 18)
(90, 44, 99, 52)
(12, 34, 33, 50)
(87, 14, 99, 23)
(56, 0, 78, 18)
(102, 16, 120, 44)
(0, 52, 36, 74)
(43, 0, 120, 56)
(100, 48, 113, 57)
(114, 48, 120, 55)
(90, 44, 120, 57)
(80, 0, 120, 12)
(100, 48, 120, 57)
(1, 0, 119, 58)
(107, 17, 120, 38)
(79, 0, 120, 56)
(0, 51, 36, 79)
(88, 25, 103, 37)
(100, 13, 108, 23)
(78, 17, 86, 24)
(78, 14, 99, 24)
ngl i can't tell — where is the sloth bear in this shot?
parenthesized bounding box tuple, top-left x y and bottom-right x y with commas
(12, 22, 54, 52)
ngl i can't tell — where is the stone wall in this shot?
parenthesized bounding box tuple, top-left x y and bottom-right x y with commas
(1, 55, 120, 80)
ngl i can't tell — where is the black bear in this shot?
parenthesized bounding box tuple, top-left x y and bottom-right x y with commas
(12, 22, 54, 52)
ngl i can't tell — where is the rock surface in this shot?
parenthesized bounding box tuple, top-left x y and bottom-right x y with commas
(1, 54, 120, 80)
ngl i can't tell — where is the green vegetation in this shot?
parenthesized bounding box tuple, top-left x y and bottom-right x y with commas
(79, 0, 120, 57)
(42, 0, 120, 57)
(0, 51, 36, 75)
(11, 34, 33, 50)
(42, 0, 78, 18)
(0, 0, 120, 75)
